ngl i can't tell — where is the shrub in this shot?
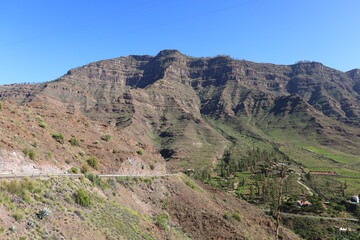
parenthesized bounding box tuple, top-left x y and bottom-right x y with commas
(0, 102, 3, 110)
(52, 132, 64, 144)
(154, 212, 169, 230)
(69, 137, 80, 146)
(74, 188, 91, 207)
(112, 149, 120, 154)
(81, 164, 89, 174)
(21, 177, 35, 192)
(69, 167, 79, 174)
(86, 173, 101, 185)
(233, 212, 241, 221)
(38, 121, 46, 128)
(87, 156, 99, 170)
(12, 211, 24, 222)
(101, 135, 111, 142)
(185, 180, 196, 189)
(23, 149, 36, 160)
(150, 164, 155, 170)
(136, 149, 143, 155)
(223, 212, 232, 221)
(85, 173, 109, 189)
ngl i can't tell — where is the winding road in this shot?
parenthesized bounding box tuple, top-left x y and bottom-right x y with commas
(280, 212, 358, 222)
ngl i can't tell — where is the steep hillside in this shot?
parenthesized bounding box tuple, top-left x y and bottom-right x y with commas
(1, 50, 360, 171)
(0, 99, 165, 176)
(0, 174, 299, 240)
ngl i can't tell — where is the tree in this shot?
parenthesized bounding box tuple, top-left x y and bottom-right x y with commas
(274, 166, 288, 240)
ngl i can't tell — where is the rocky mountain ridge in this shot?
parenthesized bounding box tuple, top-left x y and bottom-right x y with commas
(1, 50, 360, 170)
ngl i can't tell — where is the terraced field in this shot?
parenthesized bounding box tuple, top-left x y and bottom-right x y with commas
(308, 167, 360, 178)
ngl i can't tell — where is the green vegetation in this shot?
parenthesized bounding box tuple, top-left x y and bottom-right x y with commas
(81, 164, 89, 174)
(74, 188, 91, 207)
(154, 212, 170, 230)
(69, 167, 79, 174)
(12, 211, 24, 222)
(223, 212, 232, 221)
(87, 156, 99, 170)
(69, 137, 80, 146)
(0, 102, 3, 110)
(51, 132, 64, 144)
(38, 121, 47, 128)
(185, 180, 197, 190)
(282, 217, 359, 240)
(303, 146, 360, 164)
(233, 212, 241, 221)
(101, 134, 111, 142)
(136, 149, 143, 155)
(23, 148, 36, 160)
(0, 177, 35, 201)
(85, 173, 109, 189)
(308, 167, 360, 178)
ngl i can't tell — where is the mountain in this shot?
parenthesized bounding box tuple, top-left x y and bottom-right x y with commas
(1, 50, 359, 171)
(1, 50, 360, 239)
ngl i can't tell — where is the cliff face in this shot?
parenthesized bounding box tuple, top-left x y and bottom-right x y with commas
(1, 50, 360, 170)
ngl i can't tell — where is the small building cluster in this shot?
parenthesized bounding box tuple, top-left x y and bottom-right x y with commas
(296, 194, 312, 207)
(296, 199, 312, 207)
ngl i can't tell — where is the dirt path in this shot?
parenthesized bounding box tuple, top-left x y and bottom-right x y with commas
(296, 173, 313, 196)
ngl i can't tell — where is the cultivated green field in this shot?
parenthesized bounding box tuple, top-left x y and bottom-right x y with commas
(303, 146, 360, 164)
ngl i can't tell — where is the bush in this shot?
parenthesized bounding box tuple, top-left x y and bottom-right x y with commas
(52, 132, 64, 144)
(87, 156, 99, 170)
(185, 180, 196, 189)
(0, 102, 3, 110)
(69, 137, 80, 146)
(101, 135, 111, 142)
(150, 164, 155, 170)
(74, 188, 91, 207)
(69, 167, 79, 174)
(85, 173, 101, 185)
(38, 121, 46, 128)
(81, 164, 89, 174)
(85, 173, 109, 189)
(136, 149, 143, 155)
(223, 212, 232, 221)
(154, 212, 169, 230)
(23, 149, 36, 160)
(12, 211, 24, 222)
(233, 212, 241, 221)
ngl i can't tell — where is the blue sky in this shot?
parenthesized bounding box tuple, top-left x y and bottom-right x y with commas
(1, 0, 360, 84)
